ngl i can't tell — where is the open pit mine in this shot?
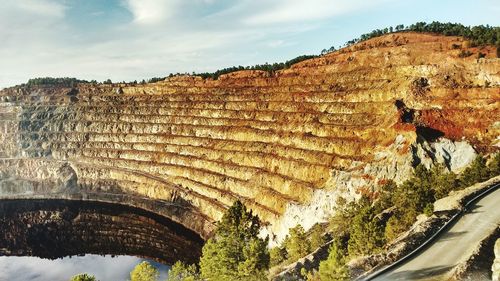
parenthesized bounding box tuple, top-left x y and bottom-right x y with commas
(0, 33, 499, 261)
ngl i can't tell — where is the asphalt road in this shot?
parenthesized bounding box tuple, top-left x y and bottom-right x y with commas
(373, 186, 500, 281)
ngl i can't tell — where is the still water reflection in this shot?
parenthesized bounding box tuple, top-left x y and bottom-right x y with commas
(0, 254, 170, 281)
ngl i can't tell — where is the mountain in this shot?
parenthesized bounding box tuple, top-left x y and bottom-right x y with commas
(0, 32, 498, 241)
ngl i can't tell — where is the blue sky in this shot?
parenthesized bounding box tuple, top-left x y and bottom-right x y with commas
(1, 0, 499, 89)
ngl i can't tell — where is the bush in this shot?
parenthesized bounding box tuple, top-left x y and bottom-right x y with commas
(302, 240, 349, 281)
(379, 165, 437, 241)
(148, 77, 166, 83)
(458, 50, 473, 58)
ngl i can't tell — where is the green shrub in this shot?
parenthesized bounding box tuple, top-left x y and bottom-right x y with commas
(328, 198, 358, 238)
(423, 203, 434, 217)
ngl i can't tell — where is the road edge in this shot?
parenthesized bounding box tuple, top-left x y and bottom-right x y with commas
(359, 180, 500, 281)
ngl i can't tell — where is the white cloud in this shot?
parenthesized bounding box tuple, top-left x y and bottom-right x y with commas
(16, 0, 66, 18)
(124, 0, 181, 24)
(0, 0, 66, 29)
(243, 0, 388, 25)
(123, 0, 229, 25)
(0, 0, 415, 89)
(0, 0, 69, 88)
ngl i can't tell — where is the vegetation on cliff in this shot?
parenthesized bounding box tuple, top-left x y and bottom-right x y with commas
(19, 21, 498, 88)
(338, 21, 499, 49)
(167, 262, 200, 281)
(306, 239, 350, 281)
(199, 201, 269, 280)
(344, 154, 498, 253)
(25, 77, 90, 87)
(196, 22, 499, 79)
(165, 201, 270, 281)
(195, 55, 318, 80)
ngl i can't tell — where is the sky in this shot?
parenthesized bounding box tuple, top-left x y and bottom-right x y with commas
(0, 0, 499, 89)
(0, 255, 170, 281)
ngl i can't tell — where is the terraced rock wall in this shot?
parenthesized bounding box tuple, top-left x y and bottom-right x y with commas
(0, 32, 499, 240)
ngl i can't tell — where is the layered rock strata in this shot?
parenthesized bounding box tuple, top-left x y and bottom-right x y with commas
(0, 32, 499, 240)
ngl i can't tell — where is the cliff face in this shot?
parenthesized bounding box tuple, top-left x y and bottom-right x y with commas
(0, 32, 499, 240)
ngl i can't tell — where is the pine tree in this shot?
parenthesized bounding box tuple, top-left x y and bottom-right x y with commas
(488, 153, 500, 176)
(269, 245, 287, 266)
(309, 223, 326, 250)
(286, 225, 311, 261)
(348, 205, 385, 257)
(430, 164, 457, 199)
(317, 239, 350, 281)
(130, 261, 159, 281)
(167, 261, 199, 281)
(199, 201, 269, 281)
(459, 156, 490, 187)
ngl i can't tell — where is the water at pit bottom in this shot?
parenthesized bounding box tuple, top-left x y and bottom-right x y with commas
(0, 254, 170, 281)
